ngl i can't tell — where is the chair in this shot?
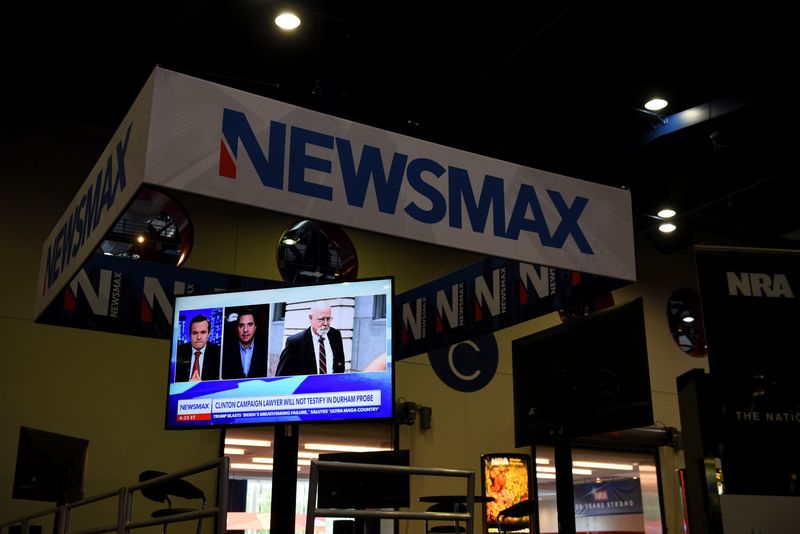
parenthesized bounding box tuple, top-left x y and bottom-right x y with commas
(496, 498, 537, 534)
(424, 502, 467, 534)
(138, 470, 207, 534)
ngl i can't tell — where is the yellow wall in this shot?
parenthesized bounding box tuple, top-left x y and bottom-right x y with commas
(2, 117, 707, 534)
(394, 235, 708, 534)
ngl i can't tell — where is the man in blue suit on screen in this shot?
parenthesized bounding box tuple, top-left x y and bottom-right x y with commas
(175, 314, 221, 382)
(276, 301, 345, 376)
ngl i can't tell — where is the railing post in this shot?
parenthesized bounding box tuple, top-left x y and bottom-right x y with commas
(116, 488, 127, 534)
(216, 457, 230, 534)
(305, 460, 319, 534)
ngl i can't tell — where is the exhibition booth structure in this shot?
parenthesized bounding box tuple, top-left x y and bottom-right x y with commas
(34, 66, 636, 322)
(14, 65, 703, 534)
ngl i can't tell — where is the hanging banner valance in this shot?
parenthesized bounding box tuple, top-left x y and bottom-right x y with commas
(36, 67, 635, 320)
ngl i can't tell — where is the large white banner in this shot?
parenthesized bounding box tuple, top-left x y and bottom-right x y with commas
(36, 67, 635, 320)
(144, 68, 635, 281)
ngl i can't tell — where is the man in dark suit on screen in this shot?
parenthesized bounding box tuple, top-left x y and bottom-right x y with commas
(276, 301, 345, 376)
(222, 308, 269, 379)
(175, 314, 221, 382)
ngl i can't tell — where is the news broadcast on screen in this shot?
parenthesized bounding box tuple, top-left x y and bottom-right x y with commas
(165, 277, 394, 429)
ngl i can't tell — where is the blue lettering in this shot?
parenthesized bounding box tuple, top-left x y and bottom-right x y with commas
(404, 158, 446, 223)
(62, 211, 76, 269)
(85, 173, 103, 234)
(448, 167, 506, 236)
(72, 196, 86, 257)
(214, 110, 599, 259)
(505, 184, 552, 243)
(97, 157, 115, 228)
(42, 124, 132, 293)
(288, 126, 333, 199)
(53, 225, 65, 282)
(547, 190, 593, 253)
(221, 108, 286, 188)
(112, 124, 131, 201)
(337, 139, 407, 213)
(45, 244, 55, 290)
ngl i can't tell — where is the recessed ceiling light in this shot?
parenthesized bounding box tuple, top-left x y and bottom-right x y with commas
(275, 12, 301, 30)
(225, 438, 272, 447)
(659, 223, 677, 233)
(573, 461, 634, 470)
(536, 466, 592, 475)
(657, 208, 676, 219)
(231, 462, 273, 471)
(682, 316, 695, 323)
(645, 98, 668, 111)
(303, 443, 390, 453)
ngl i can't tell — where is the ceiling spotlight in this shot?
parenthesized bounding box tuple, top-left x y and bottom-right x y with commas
(275, 12, 301, 30)
(573, 461, 633, 471)
(659, 223, 677, 233)
(657, 208, 676, 219)
(644, 98, 668, 111)
(136, 235, 145, 244)
(682, 315, 695, 323)
(225, 438, 272, 447)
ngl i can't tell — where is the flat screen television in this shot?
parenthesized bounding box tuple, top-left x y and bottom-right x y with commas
(12, 426, 89, 505)
(165, 277, 394, 429)
(512, 298, 653, 446)
(316, 449, 410, 509)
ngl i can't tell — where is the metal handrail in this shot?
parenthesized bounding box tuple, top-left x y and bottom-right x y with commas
(65, 488, 126, 534)
(0, 457, 230, 534)
(123, 456, 229, 534)
(1, 506, 63, 534)
(306, 460, 476, 534)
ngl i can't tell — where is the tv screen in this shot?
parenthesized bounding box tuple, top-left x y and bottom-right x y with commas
(165, 277, 394, 429)
(316, 449, 410, 509)
(12, 426, 89, 505)
(512, 298, 653, 446)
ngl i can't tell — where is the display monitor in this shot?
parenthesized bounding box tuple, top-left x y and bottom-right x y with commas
(165, 277, 394, 429)
(512, 298, 653, 446)
(12, 426, 89, 505)
(316, 449, 410, 510)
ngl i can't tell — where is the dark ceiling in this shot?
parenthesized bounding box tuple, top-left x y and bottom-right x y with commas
(6, 1, 800, 254)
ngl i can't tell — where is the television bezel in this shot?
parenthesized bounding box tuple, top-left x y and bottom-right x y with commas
(164, 275, 396, 430)
(316, 449, 411, 510)
(511, 297, 653, 446)
(12, 426, 89, 505)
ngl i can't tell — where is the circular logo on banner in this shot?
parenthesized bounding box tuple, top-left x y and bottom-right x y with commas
(428, 333, 498, 392)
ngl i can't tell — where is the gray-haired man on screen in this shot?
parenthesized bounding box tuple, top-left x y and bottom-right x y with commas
(276, 301, 345, 376)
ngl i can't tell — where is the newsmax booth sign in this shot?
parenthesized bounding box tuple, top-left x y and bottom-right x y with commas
(36, 67, 635, 319)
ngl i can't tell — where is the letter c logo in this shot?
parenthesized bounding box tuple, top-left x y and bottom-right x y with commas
(448, 340, 481, 380)
(429, 333, 498, 392)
